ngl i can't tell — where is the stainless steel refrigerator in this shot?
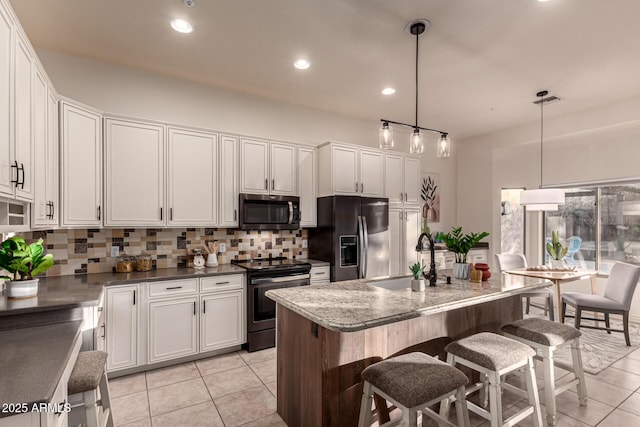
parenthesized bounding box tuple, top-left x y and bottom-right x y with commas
(309, 196, 389, 282)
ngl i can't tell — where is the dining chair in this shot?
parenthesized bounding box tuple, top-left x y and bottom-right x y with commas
(495, 253, 555, 320)
(562, 261, 640, 346)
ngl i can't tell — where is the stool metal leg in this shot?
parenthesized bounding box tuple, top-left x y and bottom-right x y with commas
(358, 381, 373, 427)
(524, 357, 543, 427)
(571, 338, 588, 406)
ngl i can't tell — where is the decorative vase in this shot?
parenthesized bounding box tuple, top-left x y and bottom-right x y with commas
(5, 278, 39, 298)
(550, 259, 565, 270)
(206, 254, 219, 268)
(453, 263, 471, 280)
(474, 263, 491, 281)
(411, 279, 426, 292)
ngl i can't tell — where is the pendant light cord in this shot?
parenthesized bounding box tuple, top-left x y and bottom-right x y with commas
(415, 27, 419, 129)
(540, 92, 544, 187)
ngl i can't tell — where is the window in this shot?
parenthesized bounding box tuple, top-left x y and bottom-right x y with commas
(543, 182, 640, 274)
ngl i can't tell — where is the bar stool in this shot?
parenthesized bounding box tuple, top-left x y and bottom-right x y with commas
(440, 332, 543, 427)
(501, 318, 587, 426)
(68, 351, 114, 427)
(358, 352, 471, 427)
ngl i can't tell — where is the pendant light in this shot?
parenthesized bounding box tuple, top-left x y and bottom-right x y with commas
(520, 90, 565, 211)
(379, 19, 449, 156)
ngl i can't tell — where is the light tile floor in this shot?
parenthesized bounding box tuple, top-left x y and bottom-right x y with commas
(109, 345, 640, 427)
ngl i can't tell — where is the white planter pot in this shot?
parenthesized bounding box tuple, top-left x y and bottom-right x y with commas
(453, 263, 471, 280)
(411, 279, 425, 292)
(550, 259, 565, 270)
(5, 278, 39, 298)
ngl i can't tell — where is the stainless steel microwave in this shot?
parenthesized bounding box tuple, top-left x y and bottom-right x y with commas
(238, 194, 301, 230)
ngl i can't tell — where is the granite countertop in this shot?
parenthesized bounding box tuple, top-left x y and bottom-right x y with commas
(0, 321, 82, 418)
(0, 265, 245, 316)
(266, 272, 550, 332)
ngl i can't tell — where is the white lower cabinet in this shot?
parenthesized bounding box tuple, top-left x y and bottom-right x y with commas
(105, 284, 139, 372)
(201, 290, 244, 352)
(310, 265, 330, 284)
(148, 296, 198, 363)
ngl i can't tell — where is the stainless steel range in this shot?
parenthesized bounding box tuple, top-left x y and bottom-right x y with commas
(232, 256, 311, 352)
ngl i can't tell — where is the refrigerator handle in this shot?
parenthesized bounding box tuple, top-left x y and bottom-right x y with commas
(362, 216, 369, 278)
(357, 216, 364, 278)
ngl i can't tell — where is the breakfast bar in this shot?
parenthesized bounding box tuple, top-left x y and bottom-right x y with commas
(266, 273, 552, 427)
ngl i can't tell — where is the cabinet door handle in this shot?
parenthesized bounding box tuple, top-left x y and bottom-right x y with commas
(51, 201, 55, 219)
(165, 286, 182, 290)
(203, 300, 206, 314)
(170, 208, 173, 221)
(193, 301, 196, 315)
(265, 178, 268, 190)
(404, 211, 408, 220)
(97, 205, 101, 220)
(215, 281, 230, 285)
(234, 209, 237, 221)
(404, 192, 408, 202)
(160, 207, 163, 220)
(54, 399, 67, 417)
(314, 272, 325, 275)
(10, 160, 18, 186)
(100, 324, 105, 338)
(133, 290, 136, 305)
(18, 163, 25, 188)
(361, 183, 364, 193)
(272, 179, 275, 190)
(355, 182, 358, 192)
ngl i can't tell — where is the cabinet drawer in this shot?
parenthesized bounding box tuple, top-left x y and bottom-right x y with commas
(310, 266, 330, 283)
(149, 279, 198, 298)
(201, 274, 243, 292)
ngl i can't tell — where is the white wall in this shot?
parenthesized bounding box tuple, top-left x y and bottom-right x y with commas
(457, 95, 640, 319)
(37, 48, 458, 231)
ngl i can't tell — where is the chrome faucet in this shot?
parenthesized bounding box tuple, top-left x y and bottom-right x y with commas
(416, 232, 437, 287)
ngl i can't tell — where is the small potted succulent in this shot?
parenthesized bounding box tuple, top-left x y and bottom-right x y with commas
(409, 262, 426, 292)
(441, 227, 490, 279)
(546, 230, 568, 269)
(0, 236, 54, 298)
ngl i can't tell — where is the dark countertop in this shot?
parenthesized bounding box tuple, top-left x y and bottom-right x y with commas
(0, 321, 82, 418)
(0, 265, 246, 316)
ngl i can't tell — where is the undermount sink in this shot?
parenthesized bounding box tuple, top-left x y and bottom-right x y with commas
(368, 276, 413, 290)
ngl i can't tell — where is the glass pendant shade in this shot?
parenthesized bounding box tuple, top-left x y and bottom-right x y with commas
(520, 188, 565, 211)
(409, 129, 424, 154)
(436, 134, 451, 158)
(379, 123, 394, 149)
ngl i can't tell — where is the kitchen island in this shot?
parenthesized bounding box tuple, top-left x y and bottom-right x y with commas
(266, 272, 551, 427)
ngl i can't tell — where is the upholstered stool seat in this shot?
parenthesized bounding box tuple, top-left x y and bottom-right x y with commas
(68, 351, 114, 427)
(358, 352, 471, 427)
(502, 318, 587, 426)
(441, 332, 543, 427)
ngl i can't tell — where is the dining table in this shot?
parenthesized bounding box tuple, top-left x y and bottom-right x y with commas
(505, 268, 598, 323)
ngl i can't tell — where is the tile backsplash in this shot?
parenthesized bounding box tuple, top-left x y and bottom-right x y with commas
(18, 228, 309, 276)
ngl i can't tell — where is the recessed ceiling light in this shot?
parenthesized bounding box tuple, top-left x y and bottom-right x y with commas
(171, 19, 193, 33)
(537, 0, 551, 2)
(382, 87, 396, 95)
(293, 59, 310, 70)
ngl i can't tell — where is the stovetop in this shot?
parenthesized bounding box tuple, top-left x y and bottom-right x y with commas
(231, 257, 311, 271)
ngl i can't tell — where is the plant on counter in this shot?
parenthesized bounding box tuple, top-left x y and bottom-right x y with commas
(546, 230, 568, 261)
(409, 262, 425, 280)
(441, 227, 490, 263)
(0, 236, 54, 281)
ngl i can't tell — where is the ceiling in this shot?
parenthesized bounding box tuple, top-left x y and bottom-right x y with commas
(10, 0, 640, 139)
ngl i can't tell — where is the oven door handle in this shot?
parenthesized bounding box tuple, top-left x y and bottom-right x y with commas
(288, 201, 294, 224)
(251, 274, 310, 284)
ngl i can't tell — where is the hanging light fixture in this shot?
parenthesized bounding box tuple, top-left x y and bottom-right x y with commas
(520, 90, 565, 211)
(379, 19, 449, 156)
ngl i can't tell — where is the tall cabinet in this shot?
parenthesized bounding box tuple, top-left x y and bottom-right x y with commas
(0, 4, 13, 198)
(298, 146, 316, 227)
(60, 101, 102, 227)
(219, 134, 239, 227)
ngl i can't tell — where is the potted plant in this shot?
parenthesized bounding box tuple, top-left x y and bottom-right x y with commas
(441, 227, 490, 279)
(0, 236, 54, 298)
(546, 230, 568, 269)
(409, 262, 426, 292)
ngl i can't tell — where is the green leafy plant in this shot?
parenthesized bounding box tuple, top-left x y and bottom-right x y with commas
(0, 236, 54, 281)
(546, 230, 568, 260)
(409, 262, 425, 280)
(441, 227, 490, 263)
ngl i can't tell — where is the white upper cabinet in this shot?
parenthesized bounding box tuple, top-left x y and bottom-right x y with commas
(104, 117, 165, 227)
(298, 146, 316, 227)
(385, 153, 420, 206)
(31, 65, 58, 227)
(167, 127, 217, 226)
(219, 134, 239, 227)
(317, 142, 383, 197)
(389, 207, 420, 276)
(240, 138, 297, 196)
(60, 101, 102, 227)
(270, 142, 296, 195)
(12, 32, 33, 202)
(0, 4, 12, 198)
(240, 137, 269, 194)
